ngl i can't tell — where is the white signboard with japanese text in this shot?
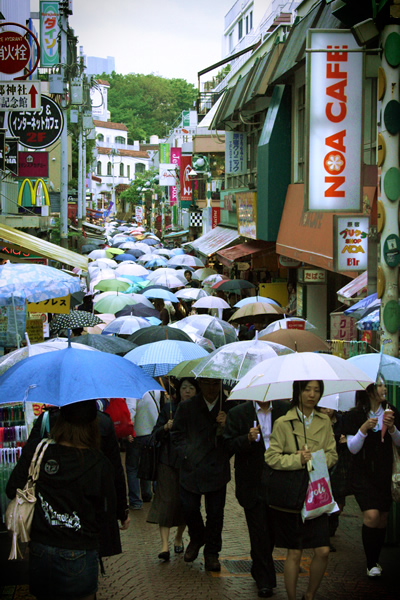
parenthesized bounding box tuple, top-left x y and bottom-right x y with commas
(336, 216, 369, 271)
(159, 163, 177, 187)
(0, 80, 41, 111)
(306, 30, 363, 211)
(225, 132, 247, 175)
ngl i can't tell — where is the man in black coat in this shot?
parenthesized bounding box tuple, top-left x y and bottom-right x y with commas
(224, 399, 290, 598)
(170, 378, 231, 572)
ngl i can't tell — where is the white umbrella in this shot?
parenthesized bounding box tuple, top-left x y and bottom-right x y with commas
(150, 272, 185, 289)
(90, 258, 118, 269)
(87, 249, 108, 260)
(115, 264, 149, 277)
(135, 242, 155, 254)
(168, 255, 204, 268)
(118, 241, 137, 249)
(229, 352, 375, 402)
(193, 297, 230, 310)
(176, 288, 210, 301)
(192, 268, 217, 281)
(102, 316, 152, 335)
(234, 296, 281, 308)
(259, 317, 316, 335)
(203, 274, 228, 286)
(84, 313, 115, 334)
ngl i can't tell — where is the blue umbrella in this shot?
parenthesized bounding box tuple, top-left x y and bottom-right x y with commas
(347, 352, 400, 384)
(141, 238, 159, 246)
(356, 308, 380, 331)
(0, 347, 162, 405)
(344, 293, 378, 319)
(124, 339, 208, 377)
(143, 288, 179, 303)
(0, 262, 81, 302)
(145, 257, 168, 269)
(170, 248, 185, 255)
(115, 254, 137, 262)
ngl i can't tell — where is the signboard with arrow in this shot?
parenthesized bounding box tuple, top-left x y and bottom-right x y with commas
(0, 80, 41, 111)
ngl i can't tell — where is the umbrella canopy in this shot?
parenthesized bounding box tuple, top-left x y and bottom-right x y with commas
(259, 317, 316, 335)
(102, 315, 152, 335)
(229, 352, 375, 403)
(167, 358, 204, 378)
(0, 338, 96, 376)
(175, 288, 210, 301)
(147, 268, 186, 282)
(125, 248, 145, 258)
(234, 296, 281, 308)
(135, 242, 155, 254)
(137, 253, 160, 264)
(115, 304, 161, 320)
(145, 257, 169, 269)
(50, 311, 104, 335)
(202, 274, 229, 286)
(347, 353, 400, 384)
(0, 347, 163, 405)
(344, 293, 378, 319)
(88, 249, 107, 260)
(171, 315, 238, 349)
(84, 313, 115, 335)
(356, 308, 381, 331)
(128, 325, 193, 345)
(105, 248, 125, 257)
(229, 302, 286, 324)
(93, 294, 138, 315)
(0, 261, 81, 303)
(212, 279, 256, 292)
(115, 254, 137, 262)
(141, 238, 159, 246)
(192, 268, 217, 281)
(168, 255, 204, 268)
(72, 334, 137, 355)
(143, 288, 179, 303)
(93, 279, 131, 293)
(187, 333, 216, 353)
(82, 244, 99, 254)
(191, 339, 294, 381)
(259, 329, 330, 352)
(90, 258, 118, 269)
(150, 272, 185, 289)
(115, 264, 149, 277)
(125, 339, 208, 377)
(70, 291, 85, 308)
(192, 297, 230, 309)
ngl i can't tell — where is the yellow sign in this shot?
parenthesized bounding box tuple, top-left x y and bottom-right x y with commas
(26, 315, 44, 344)
(18, 178, 50, 206)
(27, 294, 70, 314)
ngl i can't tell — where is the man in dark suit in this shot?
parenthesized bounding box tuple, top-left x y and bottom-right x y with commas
(224, 399, 290, 598)
(170, 378, 231, 572)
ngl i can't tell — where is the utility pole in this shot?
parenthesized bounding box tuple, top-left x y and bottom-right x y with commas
(59, 1, 70, 248)
(378, 21, 400, 355)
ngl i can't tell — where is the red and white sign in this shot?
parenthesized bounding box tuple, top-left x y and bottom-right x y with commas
(307, 30, 363, 211)
(286, 320, 305, 330)
(212, 207, 221, 228)
(180, 155, 192, 202)
(18, 152, 49, 178)
(170, 147, 181, 206)
(0, 31, 31, 74)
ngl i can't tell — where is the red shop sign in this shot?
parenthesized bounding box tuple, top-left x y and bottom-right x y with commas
(0, 31, 31, 75)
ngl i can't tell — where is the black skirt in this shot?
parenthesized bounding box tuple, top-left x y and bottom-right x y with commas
(146, 463, 186, 528)
(271, 508, 330, 550)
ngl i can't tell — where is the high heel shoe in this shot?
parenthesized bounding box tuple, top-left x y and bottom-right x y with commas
(174, 544, 184, 554)
(158, 551, 170, 562)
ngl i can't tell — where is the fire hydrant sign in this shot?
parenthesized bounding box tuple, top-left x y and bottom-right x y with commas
(0, 31, 31, 75)
(0, 80, 41, 111)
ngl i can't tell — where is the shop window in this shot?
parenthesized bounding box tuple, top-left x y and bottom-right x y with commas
(119, 162, 124, 177)
(96, 161, 101, 175)
(107, 162, 112, 176)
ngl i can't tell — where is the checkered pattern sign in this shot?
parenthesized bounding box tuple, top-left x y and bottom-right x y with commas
(190, 211, 203, 227)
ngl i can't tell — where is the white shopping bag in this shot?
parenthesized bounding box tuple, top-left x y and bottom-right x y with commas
(301, 449, 339, 521)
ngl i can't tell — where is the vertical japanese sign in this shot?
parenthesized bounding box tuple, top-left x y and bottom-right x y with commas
(0, 130, 5, 171)
(306, 30, 363, 211)
(182, 111, 190, 127)
(225, 132, 247, 175)
(237, 191, 257, 239)
(40, 1, 60, 67)
(336, 216, 369, 271)
(212, 207, 221, 229)
(170, 147, 181, 206)
(159, 143, 170, 164)
(180, 155, 192, 202)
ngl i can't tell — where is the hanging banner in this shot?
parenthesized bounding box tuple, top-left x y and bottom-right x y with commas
(170, 147, 181, 206)
(237, 191, 257, 239)
(335, 216, 369, 271)
(225, 131, 247, 175)
(27, 294, 70, 314)
(159, 143, 170, 164)
(306, 30, 363, 211)
(180, 155, 192, 202)
(212, 207, 221, 228)
(159, 163, 177, 186)
(40, 1, 60, 67)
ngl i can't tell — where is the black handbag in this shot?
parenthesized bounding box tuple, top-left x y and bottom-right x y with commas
(266, 421, 309, 512)
(137, 434, 159, 481)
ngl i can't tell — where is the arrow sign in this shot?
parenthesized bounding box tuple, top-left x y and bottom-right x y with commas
(29, 85, 38, 109)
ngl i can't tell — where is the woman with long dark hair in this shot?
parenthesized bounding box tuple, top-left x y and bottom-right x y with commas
(343, 380, 400, 577)
(6, 401, 117, 600)
(147, 377, 200, 561)
(265, 380, 337, 600)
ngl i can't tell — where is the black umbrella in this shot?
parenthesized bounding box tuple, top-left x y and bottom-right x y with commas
(72, 334, 137, 355)
(128, 325, 193, 345)
(125, 249, 145, 258)
(115, 304, 161, 319)
(70, 291, 85, 308)
(50, 311, 104, 335)
(212, 279, 256, 292)
(82, 244, 98, 253)
(139, 284, 171, 293)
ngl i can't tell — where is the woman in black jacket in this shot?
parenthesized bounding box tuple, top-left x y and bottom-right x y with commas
(7, 401, 117, 600)
(342, 381, 400, 578)
(147, 377, 200, 561)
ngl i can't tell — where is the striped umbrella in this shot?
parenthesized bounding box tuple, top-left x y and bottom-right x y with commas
(124, 339, 208, 377)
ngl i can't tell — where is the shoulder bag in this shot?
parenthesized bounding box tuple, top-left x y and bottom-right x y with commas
(266, 421, 309, 512)
(5, 438, 52, 560)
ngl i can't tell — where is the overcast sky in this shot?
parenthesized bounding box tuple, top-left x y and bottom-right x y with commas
(33, 0, 233, 84)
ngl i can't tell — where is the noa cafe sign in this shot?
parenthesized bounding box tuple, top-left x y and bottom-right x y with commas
(335, 216, 369, 272)
(306, 30, 363, 212)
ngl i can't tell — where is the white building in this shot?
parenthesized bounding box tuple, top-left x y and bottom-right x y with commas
(90, 80, 151, 207)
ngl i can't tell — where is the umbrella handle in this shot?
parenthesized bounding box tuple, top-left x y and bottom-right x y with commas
(304, 443, 312, 472)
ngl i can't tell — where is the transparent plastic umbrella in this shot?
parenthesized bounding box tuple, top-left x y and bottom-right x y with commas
(192, 268, 217, 281)
(124, 339, 208, 377)
(175, 288, 210, 301)
(168, 255, 204, 268)
(259, 317, 316, 335)
(170, 315, 238, 349)
(347, 352, 400, 384)
(102, 316, 152, 335)
(191, 339, 294, 381)
(234, 296, 281, 308)
(93, 294, 138, 315)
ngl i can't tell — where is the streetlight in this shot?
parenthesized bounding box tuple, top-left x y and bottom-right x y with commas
(188, 155, 212, 209)
(109, 146, 121, 217)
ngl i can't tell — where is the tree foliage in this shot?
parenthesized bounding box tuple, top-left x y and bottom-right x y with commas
(96, 72, 198, 142)
(119, 168, 163, 205)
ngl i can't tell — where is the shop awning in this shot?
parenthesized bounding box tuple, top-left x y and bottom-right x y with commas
(184, 226, 241, 258)
(163, 229, 189, 239)
(276, 184, 376, 274)
(337, 271, 368, 305)
(198, 95, 224, 129)
(216, 240, 275, 267)
(0, 223, 88, 271)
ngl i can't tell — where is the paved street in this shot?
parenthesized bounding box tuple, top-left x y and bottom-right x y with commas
(1, 468, 399, 600)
